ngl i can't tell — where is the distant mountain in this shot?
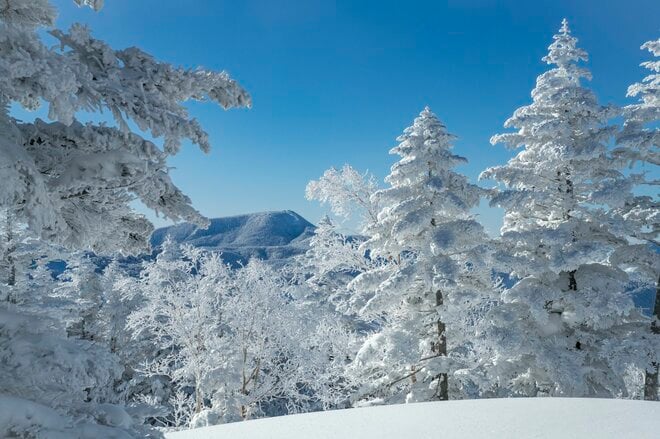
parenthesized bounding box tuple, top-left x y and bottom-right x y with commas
(150, 210, 316, 267)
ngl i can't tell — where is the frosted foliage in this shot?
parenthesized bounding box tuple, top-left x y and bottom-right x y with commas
(126, 244, 227, 422)
(128, 243, 355, 427)
(0, 0, 56, 28)
(610, 38, 659, 270)
(74, 0, 105, 11)
(481, 20, 657, 397)
(306, 165, 380, 229)
(294, 215, 375, 314)
(617, 38, 660, 167)
(54, 253, 104, 340)
(349, 107, 495, 402)
(0, 307, 159, 438)
(0, 1, 251, 254)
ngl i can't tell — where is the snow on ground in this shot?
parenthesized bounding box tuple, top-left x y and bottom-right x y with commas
(167, 398, 659, 439)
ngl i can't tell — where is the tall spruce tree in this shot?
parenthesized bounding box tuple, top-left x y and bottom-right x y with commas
(481, 20, 657, 397)
(613, 38, 660, 400)
(350, 107, 492, 402)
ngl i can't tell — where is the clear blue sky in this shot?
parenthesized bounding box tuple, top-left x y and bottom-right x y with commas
(38, 1, 660, 233)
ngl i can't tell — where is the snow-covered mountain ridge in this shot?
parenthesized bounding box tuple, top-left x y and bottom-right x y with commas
(150, 210, 316, 266)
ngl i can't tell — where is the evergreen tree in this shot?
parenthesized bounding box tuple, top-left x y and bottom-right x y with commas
(56, 253, 103, 340)
(0, 1, 249, 435)
(613, 37, 660, 400)
(0, 0, 250, 254)
(351, 107, 492, 402)
(481, 20, 657, 397)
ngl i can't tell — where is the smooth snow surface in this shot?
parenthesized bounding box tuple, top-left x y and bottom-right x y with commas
(167, 398, 659, 439)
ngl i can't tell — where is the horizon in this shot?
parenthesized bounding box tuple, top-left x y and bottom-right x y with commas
(12, 0, 660, 235)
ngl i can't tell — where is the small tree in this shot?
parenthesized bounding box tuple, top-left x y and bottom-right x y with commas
(306, 164, 381, 229)
(56, 253, 103, 340)
(127, 243, 227, 421)
(293, 215, 373, 314)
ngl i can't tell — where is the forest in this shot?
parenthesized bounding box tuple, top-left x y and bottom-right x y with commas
(0, 1, 657, 438)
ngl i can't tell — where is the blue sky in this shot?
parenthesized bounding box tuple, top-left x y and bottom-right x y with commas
(35, 1, 660, 233)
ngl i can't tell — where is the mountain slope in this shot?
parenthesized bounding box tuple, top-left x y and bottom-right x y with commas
(150, 210, 315, 266)
(166, 398, 659, 439)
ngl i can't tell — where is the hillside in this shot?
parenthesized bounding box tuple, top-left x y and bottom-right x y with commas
(166, 398, 659, 439)
(150, 210, 316, 266)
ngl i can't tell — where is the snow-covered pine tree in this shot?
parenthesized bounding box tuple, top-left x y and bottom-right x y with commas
(0, 307, 147, 438)
(0, 241, 156, 437)
(351, 107, 492, 403)
(481, 20, 657, 397)
(612, 38, 660, 400)
(55, 253, 104, 340)
(96, 259, 132, 355)
(0, 1, 249, 436)
(0, 0, 250, 254)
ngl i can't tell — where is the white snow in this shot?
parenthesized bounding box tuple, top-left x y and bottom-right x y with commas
(167, 398, 660, 439)
(150, 210, 316, 266)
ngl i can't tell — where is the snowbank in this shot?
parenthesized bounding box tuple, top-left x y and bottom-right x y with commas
(167, 398, 659, 439)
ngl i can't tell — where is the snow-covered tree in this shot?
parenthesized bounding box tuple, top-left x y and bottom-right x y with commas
(128, 239, 361, 427)
(210, 259, 308, 421)
(306, 165, 380, 229)
(0, 2, 249, 436)
(0, 0, 250, 254)
(350, 107, 493, 403)
(126, 243, 225, 424)
(0, 306, 160, 438)
(616, 38, 660, 169)
(481, 20, 657, 397)
(55, 253, 104, 340)
(96, 259, 135, 355)
(613, 37, 660, 400)
(0, 237, 156, 437)
(292, 215, 373, 315)
(0, 208, 18, 289)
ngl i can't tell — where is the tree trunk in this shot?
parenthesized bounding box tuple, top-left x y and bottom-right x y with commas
(5, 210, 15, 287)
(644, 275, 659, 401)
(568, 269, 577, 291)
(432, 289, 448, 401)
(195, 385, 203, 414)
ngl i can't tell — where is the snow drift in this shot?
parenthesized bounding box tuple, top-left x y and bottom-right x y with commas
(166, 398, 659, 439)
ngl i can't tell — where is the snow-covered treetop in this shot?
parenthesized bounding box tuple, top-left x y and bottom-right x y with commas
(74, 0, 104, 12)
(306, 165, 380, 230)
(366, 106, 486, 258)
(385, 106, 467, 188)
(616, 38, 659, 167)
(0, 0, 251, 254)
(483, 20, 620, 223)
(481, 20, 628, 277)
(627, 39, 659, 116)
(541, 19, 588, 69)
(488, 19, 612, 154)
